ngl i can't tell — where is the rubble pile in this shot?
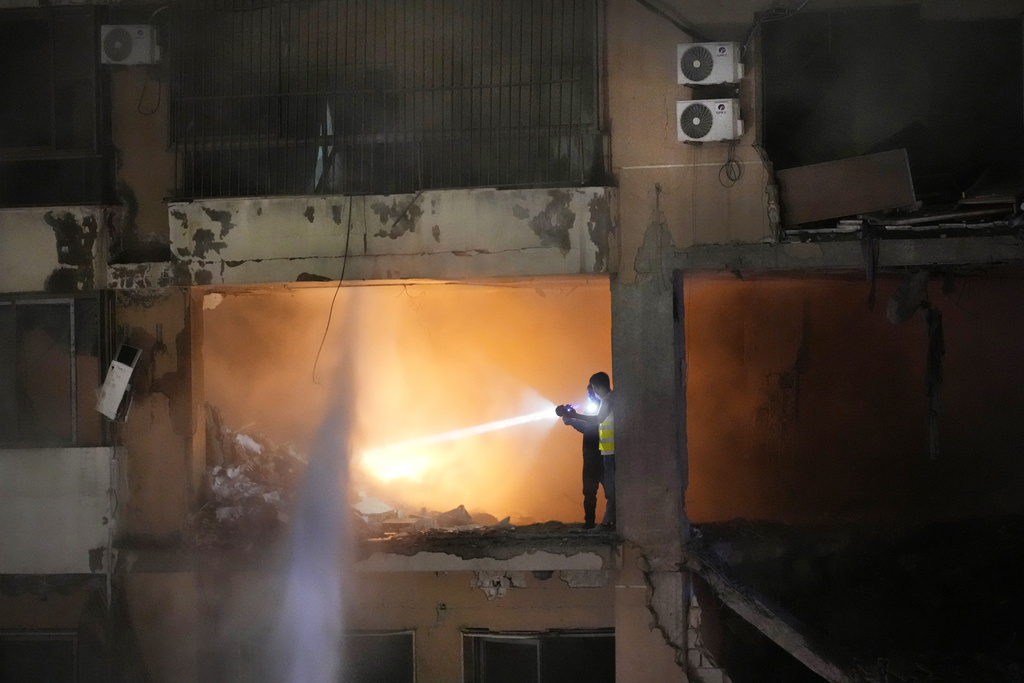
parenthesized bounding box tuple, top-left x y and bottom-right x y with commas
(350, 497, 514, 541)
(191, 406, 308, 545)
(195, 406, 519, 547)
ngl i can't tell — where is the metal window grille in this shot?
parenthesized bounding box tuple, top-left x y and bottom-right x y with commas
(0, 7, 104, 206)
(169, 0, 605, 199)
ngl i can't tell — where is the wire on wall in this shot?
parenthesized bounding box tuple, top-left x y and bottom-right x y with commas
(312, 197, 355, 385)
(719, 140, 743, 188)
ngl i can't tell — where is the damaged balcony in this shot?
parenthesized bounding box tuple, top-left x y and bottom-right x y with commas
(107, 187, 615, 289)
(192, 407, 619, 575)
(114, 276, 618, 579)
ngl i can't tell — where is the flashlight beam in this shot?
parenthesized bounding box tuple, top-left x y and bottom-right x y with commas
(365, 407, 555, 455)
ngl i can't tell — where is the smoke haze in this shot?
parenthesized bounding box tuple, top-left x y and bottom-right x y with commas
(203, 278, 612, 523)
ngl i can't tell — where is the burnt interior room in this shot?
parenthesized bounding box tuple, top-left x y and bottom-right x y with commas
(762, 5, 1024, 228)
(685, 271, 1024, 681)
(199, 278, 612, 535)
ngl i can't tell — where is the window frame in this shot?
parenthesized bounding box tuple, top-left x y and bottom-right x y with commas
(0, 630, 79, 683)
(0, 6, 108, 207)
(0, 291, 112, 449)
(462, 628, 615, 683)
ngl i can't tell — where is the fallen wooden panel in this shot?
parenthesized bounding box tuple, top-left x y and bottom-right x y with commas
(778, 149, 915, 226)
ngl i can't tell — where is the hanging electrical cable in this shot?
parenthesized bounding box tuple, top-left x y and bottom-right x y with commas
(312, 196, 355, 384)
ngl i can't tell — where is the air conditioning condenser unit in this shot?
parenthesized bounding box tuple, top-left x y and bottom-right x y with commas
(677, 42, 743, 85)
(101, 25, 159, 65)
(676, 99, 743, 142)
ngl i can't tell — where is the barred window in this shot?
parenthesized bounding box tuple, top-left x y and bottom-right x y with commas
(0, 7, 105, 207)
(168, 0, 605, 199)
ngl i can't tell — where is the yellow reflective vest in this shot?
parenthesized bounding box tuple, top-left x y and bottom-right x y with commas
(598, 411, 615, 455)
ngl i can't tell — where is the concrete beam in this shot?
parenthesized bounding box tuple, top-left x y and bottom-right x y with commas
(686, 555, 867, 683)
(672, 236, 1024, 274)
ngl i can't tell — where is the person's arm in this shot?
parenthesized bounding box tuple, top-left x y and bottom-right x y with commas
(564, 395, 612, 426)
(563, 415, 598, 436)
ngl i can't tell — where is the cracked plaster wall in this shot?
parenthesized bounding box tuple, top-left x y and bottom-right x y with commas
(161, 188, 615, 286)
(0, 207, 108, 294)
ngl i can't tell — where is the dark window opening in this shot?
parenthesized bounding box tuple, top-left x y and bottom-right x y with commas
(239, 629, 414, 682)
(0, 295, 109, 448)
(762, 6, 1024, 209)
(347, 631, 414, 683)
(0, 7, 106, 207)
(0, 632, 77, 683)
(168, 0, 606, 199)
(463, 630, 614, 683)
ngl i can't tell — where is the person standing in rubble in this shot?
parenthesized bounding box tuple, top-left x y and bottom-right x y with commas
(556, 372, 616, 529)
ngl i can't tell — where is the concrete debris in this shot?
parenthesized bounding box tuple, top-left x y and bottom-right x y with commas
(352, 495, 395, 518)
(192, 406, 309, 545)
(198, 405, 520, 546)
(235, 433, 262, 454)
(436, 504, 474, 528)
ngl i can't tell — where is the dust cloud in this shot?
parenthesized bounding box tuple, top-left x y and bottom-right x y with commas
(203, 278, 611, 524)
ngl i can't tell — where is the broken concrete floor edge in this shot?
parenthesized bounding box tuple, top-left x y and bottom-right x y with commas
(673, 235, 1024, 273)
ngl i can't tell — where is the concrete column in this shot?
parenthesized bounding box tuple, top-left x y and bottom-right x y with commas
(611, 269, 688, 561)
(611, 261, 689, 681)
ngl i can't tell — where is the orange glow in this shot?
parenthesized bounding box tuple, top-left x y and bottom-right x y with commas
(202, 278, 611, 524)
(360, 407, 557, 482)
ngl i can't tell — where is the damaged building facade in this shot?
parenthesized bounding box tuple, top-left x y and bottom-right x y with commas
(3, 0, 1024, 681)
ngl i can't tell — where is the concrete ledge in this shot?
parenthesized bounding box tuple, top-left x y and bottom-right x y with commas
(673, 236, 1024, 273)
(159, 187, 616, 285)
(354, 548, 614, 573)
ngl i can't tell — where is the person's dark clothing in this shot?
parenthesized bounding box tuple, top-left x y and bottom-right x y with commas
(566, 417, 604, 527)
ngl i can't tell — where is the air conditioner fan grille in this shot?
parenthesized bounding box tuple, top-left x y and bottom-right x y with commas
(681, 45, 714, 82)
(680, 103, 713, 139)
(103, 27, 134, 62)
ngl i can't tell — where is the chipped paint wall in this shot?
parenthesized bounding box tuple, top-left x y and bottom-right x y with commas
(0, 207, 108, 294)
(0, 447, 111, 574)
(163, 188, 615, 286)
(114, 288, 198, 542)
